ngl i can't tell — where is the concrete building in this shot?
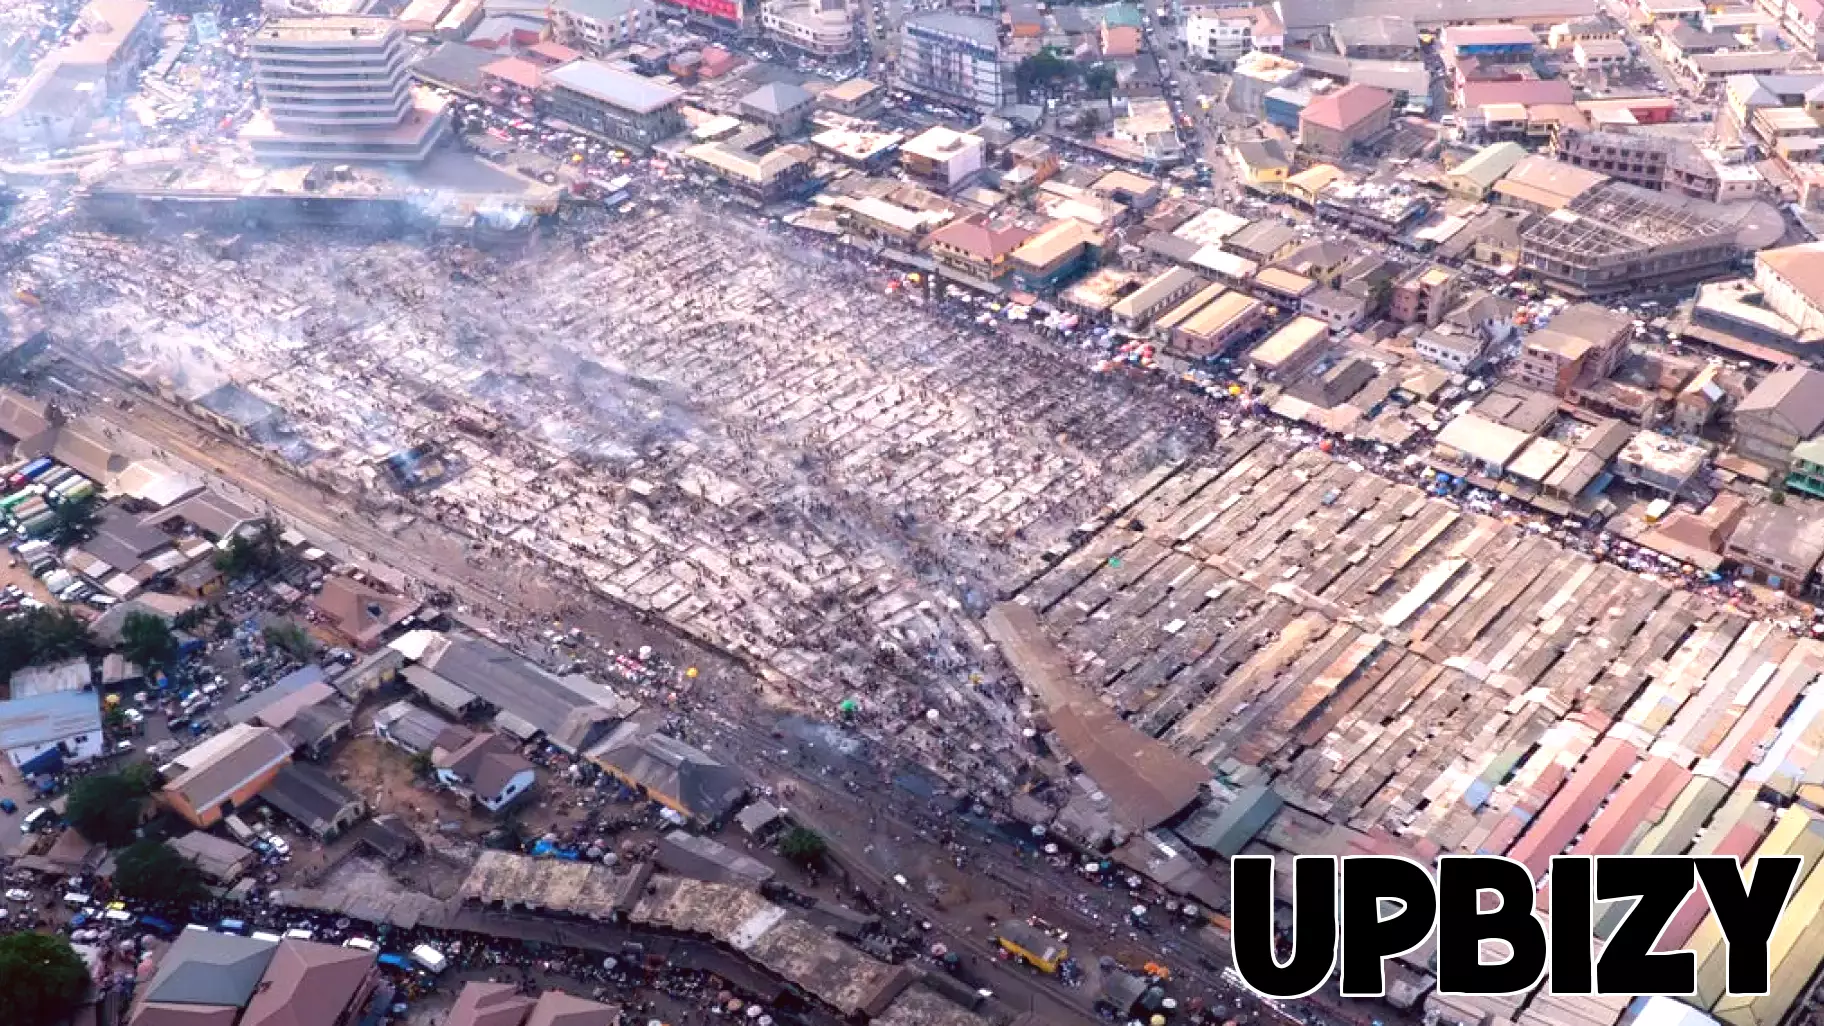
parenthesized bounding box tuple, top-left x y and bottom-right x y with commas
(817, 77, 880, 114)
(760, 0, 856, 55)
(549, 0, 652, 55)
(1518, 180, 1780, 296)
(899, 124, 985, 188)
(896, 12, 1009, 111)
(1755, 243, 1824, 339)
(1011, 218, 1100, 292)
(587, 721, 747, 823)
(1789, 436, 1824, 499)
(1416, 325, 1492, 372)
(1446, 142, 1527, 200)
(1330, 14, 1419, 59)
(1112, 268, 1205, 331)
(1614, 429, 1709, 495)
(1185, 6, 1281, 65)
(926, 216, 1032, 280)
(1389, 265, 1462, 327)
(1726, 500, 1824, 595)
(0, 691, 101, 774)
(1554, 129, 1673, 191)
(434, 730, 536, 812)
(160, 724, 295, 828)
(685, 127, 816, 200)
(243, 17, 449, 163)
(1510, 301, 1631, 396)
(1734, 366, 1824, 469)
(393, 630, 637, 753)
(260, 761, 367, 840)
(1298, 83, 1393, 157)
(543, 59, 684, 149)
(738, 81, 815, 134)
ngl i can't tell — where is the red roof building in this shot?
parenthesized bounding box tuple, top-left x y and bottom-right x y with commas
(1297, 83, 1393, 157)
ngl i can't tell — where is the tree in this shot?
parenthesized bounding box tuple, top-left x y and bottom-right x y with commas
(47, 496, 97, 545)
(1074, 107, 1105, 136)
(1082, 62, 1118, 99)
(113, 839, 208, 905)
(779, 826, 828, 867)
(214, 516, 284, 578)
(0, 933, 89, 1026)
(65, 770, 148, 847)
(262, 620, 316, 661)
(118, 611, 177, 670)
(0, 608, 94, 681)
(1015, 49, 1075, 100)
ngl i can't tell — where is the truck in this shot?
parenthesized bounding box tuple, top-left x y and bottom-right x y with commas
(410, 944, 448, 973)
(224, 815, 258, 844)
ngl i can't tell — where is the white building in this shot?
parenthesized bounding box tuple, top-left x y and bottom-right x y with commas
(900, 124, 985, 187)
(242, 16, 448, 163)
(896, 12, 1010, 110)
(1755, 243, 1824, 338)
(1414, 327, 1489, 373)
(760, 0, 856, 55)
(1185, 9, 1260, 63)
(550, 0, 652, 56)
(0, 691, 103, 773)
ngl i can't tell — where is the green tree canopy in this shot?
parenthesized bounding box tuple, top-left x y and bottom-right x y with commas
(262, 620, 316, 661)
(118, 610, 177, 670)
(213, 516, 284, 578)
(0, 933, 89, 1026)
(1016, 49, 1075, 100)
(779, 826, 828, 867)
(65, 770, 150, 847)
(48, 496, 97, 546)
(1083, 62, 1118, 98)
(0, 607, 94, 681)
(113, 839, 209, 905)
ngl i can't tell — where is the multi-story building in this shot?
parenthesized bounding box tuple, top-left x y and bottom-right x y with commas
(1725, 500, 1824, 596)
(1185, 7, 1270, 65)
(1509, 301, 1631, 396)
(1011, 218, 1100, 292)
(1553, 128, 1671, 191)
(651, 0, 745, 32)
(1787, 436, 1824, 499)
(543, 58, 684, 149)
(900, 124, 984, 188)
(1518, 180, 1776, 296)
(760, 0, 856, 56)
(1297, 82, 1393, 157)
(1389, 265, 1462, 326)
(1613, 429, 1709, 495)
(61, 0, 156, 97)
(1733, 366, 1824, 469)
(1754, 243, 1824, 338)
(549, 0, 651, 55)
(684, 126, 817, 200)
(243, 16, 448, 162)
(925, 216, 1033, 280)
(896, 12, 1009, 111)
(1329, 14, 1419, 59)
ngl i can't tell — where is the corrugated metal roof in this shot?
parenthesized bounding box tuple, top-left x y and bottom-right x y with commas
(545, 60, 682, 114)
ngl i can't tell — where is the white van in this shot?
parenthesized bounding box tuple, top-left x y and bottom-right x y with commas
(251, 931, 283, 942)
(20, 808, 50, 833)
(62, 892, 91, 907)
(283, 928, 315, 941)
(410, 944, 448, 973)
(342, 937, 377, 951)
